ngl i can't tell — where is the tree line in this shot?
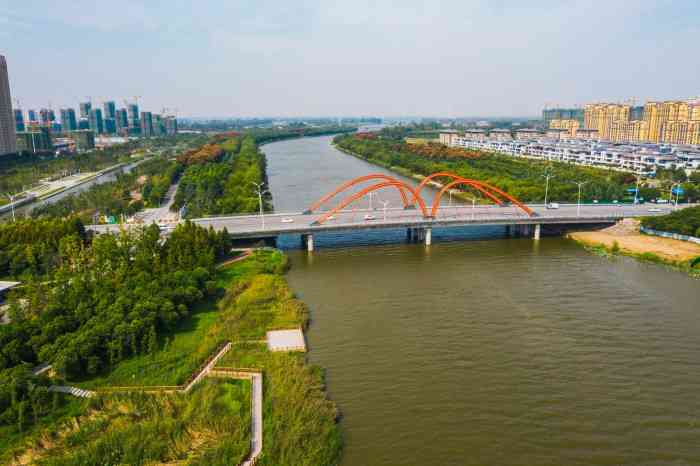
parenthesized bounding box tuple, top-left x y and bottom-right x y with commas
(171, 135, 271, 218)
(334, 133, 700, 204)
(29, 157, 182, 224)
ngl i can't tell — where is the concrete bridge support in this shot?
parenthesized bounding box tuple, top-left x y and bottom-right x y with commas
(534, 223, 541, 240)
(301, 234, 314, 252)
(407, 227, 431, 244)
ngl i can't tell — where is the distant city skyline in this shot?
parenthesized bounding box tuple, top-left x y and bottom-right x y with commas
(2, 1, 700, 117)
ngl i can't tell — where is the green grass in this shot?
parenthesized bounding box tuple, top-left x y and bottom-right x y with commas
(8, 248, 341, 466)
(0, 395, 88, 464)
(75, 249, 288, 389)
(33, 379, 251, 466)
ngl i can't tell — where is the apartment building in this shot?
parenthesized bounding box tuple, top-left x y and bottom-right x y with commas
(440, 130, 698, 175)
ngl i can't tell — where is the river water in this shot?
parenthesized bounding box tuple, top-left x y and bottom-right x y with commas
(265, 135, 700, 466)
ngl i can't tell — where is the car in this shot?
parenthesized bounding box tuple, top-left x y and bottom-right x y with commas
(281, 217, 294, 223)
(364, 214, 376, 221)
(546, 203, 560, 210)
(648, 208, 662, 213)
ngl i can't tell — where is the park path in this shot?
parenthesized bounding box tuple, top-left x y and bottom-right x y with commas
(46, 341, 264, 466)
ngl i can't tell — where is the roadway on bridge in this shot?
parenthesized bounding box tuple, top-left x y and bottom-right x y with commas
(190, 203, 681, 237)
(87, 203, 686, 237)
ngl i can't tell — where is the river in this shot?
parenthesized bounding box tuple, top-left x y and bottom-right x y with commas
(267, 135, 700, 466)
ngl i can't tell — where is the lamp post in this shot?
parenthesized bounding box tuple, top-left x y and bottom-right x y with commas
(572, 181, 588, 217)
(543, 172, 555, 207)
(634, 173, 641, 204)
(670, 183, 679, 210)
(251, 182, 267, 229)
(381, 200, 389, 221)
(5, 193, 16, 222)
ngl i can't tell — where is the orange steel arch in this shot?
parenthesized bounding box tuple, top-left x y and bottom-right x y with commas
(430, 179, 535, 217)
(312, 180, 429, 225)
(305, 174, 413, 214)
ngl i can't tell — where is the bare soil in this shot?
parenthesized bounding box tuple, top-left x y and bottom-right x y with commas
(568, 219, 700, 263)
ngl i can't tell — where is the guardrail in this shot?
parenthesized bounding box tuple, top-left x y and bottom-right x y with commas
(640, 226, 700, 245)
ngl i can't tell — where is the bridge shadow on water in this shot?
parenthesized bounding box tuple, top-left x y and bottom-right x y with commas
(276, 224, 508, 250)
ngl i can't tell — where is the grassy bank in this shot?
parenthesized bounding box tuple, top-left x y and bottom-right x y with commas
(568, 221, 700, 277)
(4, 249, 342, 466)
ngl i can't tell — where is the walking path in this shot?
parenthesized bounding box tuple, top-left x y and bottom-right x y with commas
(47, 340, 264, 466)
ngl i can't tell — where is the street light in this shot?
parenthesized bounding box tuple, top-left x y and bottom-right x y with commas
(251, 182, 268, 229)
(381, 200, 389, 221)
(368, 191, 375, 211)
(4, 193, 16, 222)
(670, 183, 680, 210)
(543, 171, 555, 207)
(572, 181, 588, 217)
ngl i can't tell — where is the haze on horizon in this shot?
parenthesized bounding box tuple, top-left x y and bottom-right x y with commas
(2, 0, 699, 119)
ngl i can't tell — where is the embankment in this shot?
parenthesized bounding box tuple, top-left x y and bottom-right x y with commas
(568, 219, 700, 275)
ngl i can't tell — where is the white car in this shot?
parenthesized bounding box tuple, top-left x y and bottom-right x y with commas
(648, 208, 662, 213)
(546, 203, 560, 210)
(281, 217, 294, 223)
(364, 214, 376, 221)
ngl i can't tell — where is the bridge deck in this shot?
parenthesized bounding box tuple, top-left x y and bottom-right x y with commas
(88, 203, 689, 238)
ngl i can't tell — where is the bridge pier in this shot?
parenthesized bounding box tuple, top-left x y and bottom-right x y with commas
(534, 223, 541, 241)
(301, 234, 314, 252)
(424, 227, 432, 246)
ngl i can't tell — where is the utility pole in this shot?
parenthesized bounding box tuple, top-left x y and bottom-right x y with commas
(5, 193, 16, 222)
(251, 182, 267, 229)
(381, 200, 389, 221)
(573, 181, 588, 217)
(543, 171, 555, 206)
(634, 173, 642, 204)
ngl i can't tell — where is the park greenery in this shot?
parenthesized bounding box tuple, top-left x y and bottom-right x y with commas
(334, 133, 700, 204)
(29, 156, 182, 224)
(641, 206, 700, 237)
(1, 247, 342, 466)
(172, 136, 271, 218)
(0, 135, 207, 207)
(0, 217, 86, 279)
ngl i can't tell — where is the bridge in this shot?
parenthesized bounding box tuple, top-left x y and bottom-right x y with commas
(89, 172, 688, 251)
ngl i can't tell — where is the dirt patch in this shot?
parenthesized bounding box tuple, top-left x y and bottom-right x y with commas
(568, 219, 700, 263)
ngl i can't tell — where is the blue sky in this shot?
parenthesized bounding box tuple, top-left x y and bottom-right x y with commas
(1, 0, 699, 118)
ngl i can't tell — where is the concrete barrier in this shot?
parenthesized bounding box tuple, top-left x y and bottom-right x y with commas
(640, 227, 700, 245)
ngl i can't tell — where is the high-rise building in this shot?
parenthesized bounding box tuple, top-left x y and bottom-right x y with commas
(60, 108, 78, 132)
(152, 114, 164, 137)
(14, 109, 25, 132)
(630, 106, 645, 121)
(164, 116, 178, 136)
(115, 108, 129, 135)
(15, 127, 51, 153)
(549, 119, 579, 137)
(68, 130, 95, 151)
(39, 108, 51, 125)
(27, 109, 37, 122)
(127, 103, 139, 127)
(0, 55, 17, 155)
(610, 120, 648, 143)
(79, 102, 92, 120)
(140, 111, 153, 137)
(543, 108, 584, 126)
(103, 101, 116, 119)
(88, 108, 104, 134)
(584, 103, 630, 141)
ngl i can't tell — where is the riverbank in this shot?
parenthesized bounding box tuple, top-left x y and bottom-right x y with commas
(568, 219, 700, 275)
(2, 249, 342, 466)
(332, 142, 478, 203)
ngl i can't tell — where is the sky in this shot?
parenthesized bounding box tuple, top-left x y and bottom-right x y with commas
(1, 0, 699, 118)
